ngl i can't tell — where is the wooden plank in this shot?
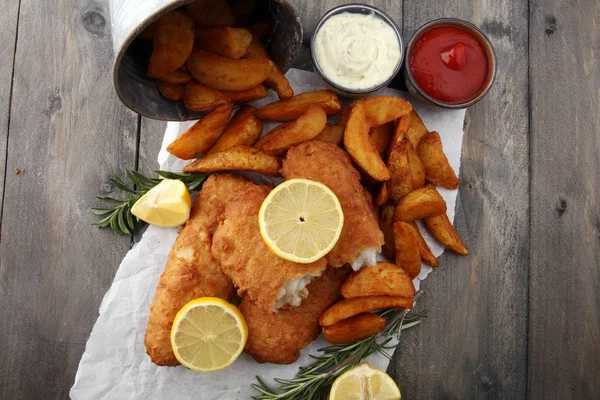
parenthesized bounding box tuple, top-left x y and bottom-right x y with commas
(528, 0, 600, 398)
(389, 1, 530, 398)
(0, 0, 138, 398)
(0, 0, 20, 221)
(137, 117, 166, 177)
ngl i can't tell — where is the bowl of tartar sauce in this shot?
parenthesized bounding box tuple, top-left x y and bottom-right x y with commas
(311, 4, 403, 97)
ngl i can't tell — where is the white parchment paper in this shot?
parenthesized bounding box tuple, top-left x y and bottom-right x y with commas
(71, 69, 465, 400)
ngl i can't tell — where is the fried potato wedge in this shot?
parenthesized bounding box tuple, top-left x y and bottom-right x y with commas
(344, 102, 390, 182)
(314, 124, 345, 146)
(341, 262, 416, 299)
(182, 81, 229, 111)
(230, 0, 256, 25)
(380, 203, 395, 259)
(363, 96, 413, 127)
(194, 26, 252, 59)
(407, 142, 426, 189)
(147, 11, 194, 78)
(246, 35, 294, 99)
(336, 101, 354, 127)
(417, 131, 459, 189)
(183, 145, 281, 176)
(393, 186, 447, 222)
(247, 20, 273, 40)
(185, 0, 236, 26)
(256, 105, 327, 155)
(187, 50, 272, 91)
(138, 20, 157, 41)
(393, 221, 421, 279)
(156, 81, 184, 101)
(405, 110, 429, 148)
(256, 90, 341, 121)
(166, 102, 232, 159)
(320, 296, 412, 326)
(424, 213, 468, 256)
(374, 182, 389, 206)
(323, 313, 386, 345)
(387, 133, 413, 203)
(159, 68, 193, 84)
(370, 122, 394, 153)
(409, 221, 438, 267)
(220, 85, 269, 104)
(206, 105, 263, 155)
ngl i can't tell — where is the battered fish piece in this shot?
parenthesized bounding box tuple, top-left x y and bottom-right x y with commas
(144, 174, 249, 366)
(239, 266, 349, 364)
(212, 183, 327, 311)
(281, 141, 384, 269)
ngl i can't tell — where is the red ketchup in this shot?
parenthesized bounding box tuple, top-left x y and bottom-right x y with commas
(409, 26, 488, 104)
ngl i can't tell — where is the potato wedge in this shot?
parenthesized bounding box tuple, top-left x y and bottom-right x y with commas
(393, 186, 447, 222)
(220, 85, 269, 104)
(417, 131, 459, 189)
(156, 81, 183, 101)
(336, 101, 355, 127)
(246, 35, 294, 99)
(341, 262, 416, 299)
(406, 110, 429, 148)
(374, 182, 389, 206)
(185, 0, 236, 26)
(166, 102, 232, 159)
(256, 105, 327, 155)
(323, 313, 386, 345)
(194, 26, 252, 60)
(138, 21, 157, 41)
(393, 221, 421, 279)
(182, 145, 281, 176)
(320, 296, 412, 326)
(380, 203, 395, 259)
(363, 96, 413, 127)
(256, 90, 341, 121)
(344, 102, 390, 182)
(247, 20, 273, 40)
(187, 50, 272, 91)
(408, 221, 438, 267)
(314, 124, 345, 146)
(206, 105, 263, 155)
(370, 122, 394, 153)
(230, 0, 256, 25)
(424, 213, 468, 256)
(182, 81, 229, 111)
(407, 142, 426, 189)
(387, 134, 413, 203)
(159, 68, 193, 84)
(147, 11, 194, 78)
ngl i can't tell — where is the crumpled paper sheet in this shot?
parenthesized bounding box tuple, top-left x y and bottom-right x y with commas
(71, 69, 465, 400)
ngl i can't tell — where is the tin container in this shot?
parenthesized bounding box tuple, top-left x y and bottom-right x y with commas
(310, 4, 404, 98)
(403, 18, 496, 109)
(109, 0, 302, 121)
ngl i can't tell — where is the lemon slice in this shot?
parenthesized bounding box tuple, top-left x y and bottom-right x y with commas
(258, 178, 344, 264)
(170, 297, 248, 372)
(131, 179, 191, 228)
(330, 363, 401, 400)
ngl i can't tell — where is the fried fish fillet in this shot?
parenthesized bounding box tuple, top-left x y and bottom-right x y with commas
(281, 140, 384, 269)
(144, 174, 249, 366)
(211, 183, 328, 311)
(239, 266, 349, 364)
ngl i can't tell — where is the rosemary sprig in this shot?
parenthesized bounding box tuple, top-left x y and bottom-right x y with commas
(91, 169, 208, 236)
(251, 293, 426, 400)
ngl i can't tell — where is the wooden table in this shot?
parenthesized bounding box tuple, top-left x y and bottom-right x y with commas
(1, 0, 598, 398)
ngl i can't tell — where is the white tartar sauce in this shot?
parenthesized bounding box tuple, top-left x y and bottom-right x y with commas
(314, 12, 401, 90)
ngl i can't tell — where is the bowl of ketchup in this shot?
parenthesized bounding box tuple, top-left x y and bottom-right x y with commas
(404, 18, 496, 108)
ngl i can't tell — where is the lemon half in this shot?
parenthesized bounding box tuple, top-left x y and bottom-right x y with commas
(258, 179, 344, 264)
(131, 179, 191, 228)
(170, 297, 248, 372)
(330, 363, 401, 400)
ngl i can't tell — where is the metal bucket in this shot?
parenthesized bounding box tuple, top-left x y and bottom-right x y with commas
(109, 0, 302, 121)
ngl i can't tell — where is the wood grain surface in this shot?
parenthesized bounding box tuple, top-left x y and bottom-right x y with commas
(389, 1, 530, 399)
(0, 0, 137, 398)
(528, 0, 600, 398)
(1, 0, 599, 399)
